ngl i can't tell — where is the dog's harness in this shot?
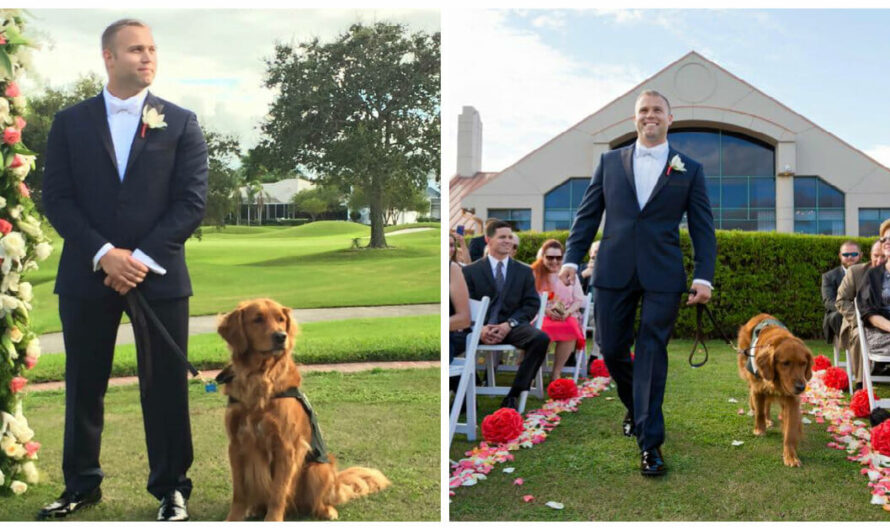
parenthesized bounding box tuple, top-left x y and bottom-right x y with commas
(224, 383, 330, 464)
(745, 318, 787, 378)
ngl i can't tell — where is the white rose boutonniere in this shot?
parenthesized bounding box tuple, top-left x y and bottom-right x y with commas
(667, 154, 686, 175)
(141, 105, 167, 138)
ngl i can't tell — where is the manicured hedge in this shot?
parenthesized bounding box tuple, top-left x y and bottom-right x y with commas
(478, 230, 877, 340)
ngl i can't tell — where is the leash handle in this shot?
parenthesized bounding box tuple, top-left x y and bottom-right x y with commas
(128, 289, 200, 377)
(686, 288, 739, 368)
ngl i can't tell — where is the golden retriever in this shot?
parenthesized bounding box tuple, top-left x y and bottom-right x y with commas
(737, 313, 814, 467)
(216, 298, 390, 521)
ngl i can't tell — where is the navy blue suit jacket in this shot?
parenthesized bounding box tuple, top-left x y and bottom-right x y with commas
(43, 92, 208, 300)
(564, 144, 716, 293)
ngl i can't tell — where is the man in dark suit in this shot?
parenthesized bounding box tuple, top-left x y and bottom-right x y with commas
(39, 19, 207, 521)
(462, 220, 550, 410)
(822, 240, 861, 345)
(558, 90, 716, 477)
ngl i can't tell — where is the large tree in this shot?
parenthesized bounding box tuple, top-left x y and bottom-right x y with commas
(256, 22, 440, 247)
(22, 72, 103, 212)
(202, 129, 241, 228)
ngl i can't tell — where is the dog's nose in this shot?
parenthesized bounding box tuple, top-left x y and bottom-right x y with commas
(273, 332, 287, 345)
(794, 382, 806, 394)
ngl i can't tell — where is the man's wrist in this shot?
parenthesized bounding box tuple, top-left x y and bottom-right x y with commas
(562, 263, 579, 271)
(691, 278, 713, 290)
(93, 243, 114, 272)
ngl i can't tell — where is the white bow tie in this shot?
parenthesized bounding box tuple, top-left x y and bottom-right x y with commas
(108, 98, 141, 116)
(636, 147, 659, 159)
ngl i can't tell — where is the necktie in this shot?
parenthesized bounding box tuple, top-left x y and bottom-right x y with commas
(108, 97, 141, 116)
(488, 261, 506, 324)
(495, 261, 505, 292)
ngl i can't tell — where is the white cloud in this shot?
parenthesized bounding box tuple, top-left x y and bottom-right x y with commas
(530, 12, 566, 30)
(442, 9, 641, 178)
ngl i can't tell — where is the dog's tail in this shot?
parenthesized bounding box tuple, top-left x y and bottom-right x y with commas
(333, 466, 391, 504)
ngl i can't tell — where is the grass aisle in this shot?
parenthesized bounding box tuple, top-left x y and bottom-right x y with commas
(0, 368, 439, 521)
(449, 340, 888, 521)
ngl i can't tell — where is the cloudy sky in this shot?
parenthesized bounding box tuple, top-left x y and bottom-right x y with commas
(442, 9, 890, 177)
(22, 8, 439, 154)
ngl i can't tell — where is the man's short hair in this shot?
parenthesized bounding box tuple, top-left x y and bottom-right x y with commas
(880, 219, 890, 238)
(839, 240, 860, 251)
(485, 219, 511, 238)
(636, 89, 671, 114)
(101, 18, 148, 51)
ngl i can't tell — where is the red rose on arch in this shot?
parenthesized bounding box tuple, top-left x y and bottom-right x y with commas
(4, 126, 21, 145)
(4, 81, 19, 98)
(871, 420, 890, 456)
(547, 378, 579, 400)
(481, 407, 524, 444)
(813, 355, 832, 372)
(0, 218, 12, 235)
(850, 389, 878, 418)
(822, 366, 849, 391)
(589, 358, 610, 378)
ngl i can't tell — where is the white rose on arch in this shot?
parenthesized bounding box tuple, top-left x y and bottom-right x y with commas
(21, 460, 38, 484)
(9, 479, 27, 495)
(16, 215, 42, 239)
(18, 281, 32, 302)
(35, 242, 52, 261)
(1, 231, 26, 260)
(1, 270, 19, 293)
(0, 97, 9, 124)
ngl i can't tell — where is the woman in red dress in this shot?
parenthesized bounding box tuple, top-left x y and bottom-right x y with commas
(531, 239, 587, 381)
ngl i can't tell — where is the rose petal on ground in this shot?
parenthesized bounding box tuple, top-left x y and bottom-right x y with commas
(513, 478, 524, 486)
(545, 501, 565, 510)
(802, 417, 812, 424)
(728, 398, 738, 403)
(522, 495, 535, 503)
(737, 408, 745, 415)
(503, 467, 514, 474)
(732, 440, 744, 446)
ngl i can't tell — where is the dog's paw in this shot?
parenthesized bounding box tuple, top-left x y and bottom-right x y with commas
(315, 506, 338, 520)
(783, 454, 801, 467)
(753, 427, 766, 436)
(765, 419, 774, 428)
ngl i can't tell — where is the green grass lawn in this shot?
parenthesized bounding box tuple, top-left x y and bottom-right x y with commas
(27, 314, 439, 383)
(28, 221, 440, 334)
(0, 368, 439, 521)
(449, 340, 889, 521)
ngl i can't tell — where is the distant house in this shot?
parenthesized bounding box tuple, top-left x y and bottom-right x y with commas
(238, 177, 315, 224)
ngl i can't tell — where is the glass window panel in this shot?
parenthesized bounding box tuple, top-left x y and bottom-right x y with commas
(722, 219, 758, 230)
(571, 178, 589, 207)
(721, 208, 749, 220)
(817, 217, 844, 235)
(860, 209, 881, 222)
(721, 132, 774, 176)
(750, 178, 776, 208)
(817, 209, 844, 221)
(794, 177, 817, 208)
(818, 180, 844, 208)
(795, 208, 816, 221)
(667, 130, 720, 176)
(859, 208, 890, 237)
(545, 181, 571, 208)
(544, 210, 573, 222)
(511, 209, 531, 221)
(721, 177, 747, 209)
(795, 220, 817, 234)
(706, 178, 720, 208)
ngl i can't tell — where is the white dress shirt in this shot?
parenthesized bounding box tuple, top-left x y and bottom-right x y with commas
(92, 86, 166, 276)
(487, 254, 508, 279)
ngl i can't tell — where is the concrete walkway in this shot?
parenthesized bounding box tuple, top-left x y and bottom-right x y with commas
(40, 303, 440, 355)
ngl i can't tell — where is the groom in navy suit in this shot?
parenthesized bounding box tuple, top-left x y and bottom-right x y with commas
(40, 19, 207, 520)
(559, 90, 716, 476)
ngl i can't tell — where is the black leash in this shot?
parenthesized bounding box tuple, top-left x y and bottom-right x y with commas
(125, 289, 208, 397)
(687, 289, 745, 368)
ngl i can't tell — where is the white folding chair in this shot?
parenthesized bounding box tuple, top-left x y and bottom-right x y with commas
(832, 336, 854, 394)
(585, 292, 599, 362)
(854, 299, 890, 411)
(547, 291, 593, 382)
(474, 292, 548, 413)
(449, 296, 489, 445)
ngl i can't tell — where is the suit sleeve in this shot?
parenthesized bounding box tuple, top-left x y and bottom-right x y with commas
(685, 162, 717, 284)
(135, 112, 208, 258)
(822, 270, 840, 313)
(835, 268, 856, 322)
(564, 153, 606, 267)
(42, 112, 110, 264)
(507, 267, 542, 325)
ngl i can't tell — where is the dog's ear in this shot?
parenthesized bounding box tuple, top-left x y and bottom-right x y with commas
(218, 308, 247, 356)
(282, 305, 300, 351)
(804, 349, 814, 381)
(756, 346, 775, 381)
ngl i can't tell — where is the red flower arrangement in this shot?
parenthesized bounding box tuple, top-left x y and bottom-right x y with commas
(871, 419, 890, 456)
(0, 218, 11, 235)
(849, 389, 877, 418)
(481, 407, 524, 444)
(589, 358, 610, 378)
(822, 366, 849, 391)
(3, 126, 20, 145)
(9, 375, 26, 393)
(547, 378, 579, 400)
(4, 80, 19, 98)
(813, 355, 832, 372)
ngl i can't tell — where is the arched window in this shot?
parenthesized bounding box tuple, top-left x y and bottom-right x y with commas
(614, 128, 776, 231)
(543, 178, 589, 231)
(794, 177, 845, 235)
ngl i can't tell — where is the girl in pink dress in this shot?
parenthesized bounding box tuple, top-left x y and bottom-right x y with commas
(531, 239, 587, 381)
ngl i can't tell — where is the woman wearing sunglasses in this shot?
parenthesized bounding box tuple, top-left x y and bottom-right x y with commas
(530, 239, 586, 381)
(857, 220, 890, 363)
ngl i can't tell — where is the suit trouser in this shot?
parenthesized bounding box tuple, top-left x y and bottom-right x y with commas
(595, 274, 681, 452)
(840, 326, 864, 383)
(502, 323, 551, 397)
(60, 294, 194, 500)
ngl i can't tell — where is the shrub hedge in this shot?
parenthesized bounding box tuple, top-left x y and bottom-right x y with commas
(486, 229, 878, 340)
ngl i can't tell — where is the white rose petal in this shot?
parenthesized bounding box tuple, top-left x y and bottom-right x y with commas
(9, 480, 26, 495)
(21, 460, 38, 484)
(871, 493, 887, 505)
(545, 501, 565, 510)
(503, 467, 515, 474)
(732, 440, 745, 446)
(25, 338, 39, 359)
(35, 242, 52, 261)
(728, 398, 738, 403)
(17, 281, 31, 302)
(1, 231, 25, 259)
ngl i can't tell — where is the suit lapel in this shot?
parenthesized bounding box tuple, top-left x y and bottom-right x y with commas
(620, 145, 638, 200)
(643, 147, 677, 211)
(480, 258, 497, 294)
(86, 93, 120, 178)
(124, 91, 154, 180)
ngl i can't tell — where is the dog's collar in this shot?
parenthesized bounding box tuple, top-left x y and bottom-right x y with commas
(747, 318, 788, 377)
(226, 386, 330, 464)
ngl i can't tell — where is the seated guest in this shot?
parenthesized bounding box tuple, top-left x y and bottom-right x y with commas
(823, 240, 861, 345)
(857, 221, 890, 360)
(449, 233, 471, 362)
(468, 217, 494, 262)
(837, 238, 886, 389)
(451, 229, 471, 266)
(510, 233, 521, 261)
(531, 239, 586, 381)
(462, 220, 550, 410)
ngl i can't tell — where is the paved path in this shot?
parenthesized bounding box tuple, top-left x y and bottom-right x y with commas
(29, 360, 441, 392)
(40, 303, 440, 355)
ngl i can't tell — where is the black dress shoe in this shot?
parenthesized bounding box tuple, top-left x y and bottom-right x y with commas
(641, 447, 666, 477)
(158, 490, 189, 521)
(36, 487, 102, 520)
(622, 411, 635, 437)
(500, 395, 519, 410)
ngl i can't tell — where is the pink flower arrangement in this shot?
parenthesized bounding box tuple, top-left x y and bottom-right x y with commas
(3, 126, 21, 145)
(24, 356, 37, 369)
(18, 182, 29, 198)
(4, 81, 19, 98)
(0, 218, 11, 235)
(24, 441, 40, 458)
(9, 376, 27, 393)
(14, 115, 25, 130)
